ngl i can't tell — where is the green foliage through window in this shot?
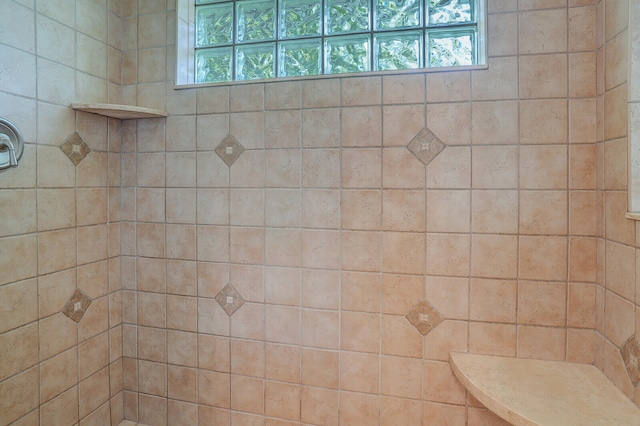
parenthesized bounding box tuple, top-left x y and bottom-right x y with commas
(194, 0, 480, 83)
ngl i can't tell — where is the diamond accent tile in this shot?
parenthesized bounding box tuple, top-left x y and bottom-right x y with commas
(62, 289, 93, 323)
(405, 300, 444, 336)
(407, 127, 445, 166)
(61, 132, 91, 166)
(621, 336, 640, 386)
(215, 283, 246, 316)
(215, 134, 245, 167)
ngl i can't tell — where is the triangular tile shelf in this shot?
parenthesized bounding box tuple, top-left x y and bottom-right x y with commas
(71, 103, 168, 119)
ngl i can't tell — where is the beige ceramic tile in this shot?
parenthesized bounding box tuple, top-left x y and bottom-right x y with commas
(426, 71, 470, 103)
(520, 99, 568, 145)
(471, 190, 518, 234)
(382, 74, 425, 104)
(40, 385, 78, 426)
(519, 54, 568, 99)
(423, 360, 466, 405)
(471, 234, 518, 279)
(198, 370, 232, 408)
(231, 339, 265, 377)
(265, 81, 301, 110)
(422, 401, 466, 426)
(301, 387, 338, 425)
(519, 145, 568, 189)
(382, 104, 425, 147)
(518, 281, 567, 327)
(342, 76, 381, 106)
(78, 367, 110, 419)
(423, 320, 468, 362)
(519, 0, 569, 11)
(230, 375, 264, 414)
(471, 57, 518, 100)
(382, 147, 425, 189)
(342, 107, 382, 147)
(472, 146, 518, 189)
(381, 273, 423, 315)
(518, 236, 568, 281)
(302, 108, 340, 148)
(341, 311, 380, 353)
(424, 276, 469, 321)
(230, 302, 265, 340)
(381, 314, 422, 358)
(302, 348, 339, 389)
(426, 103, 471, 146)
(167, 330, 197, 368)
(0, 367, 38, 426)
(0, 323, 38, 382)
(468, 321, 517, 357)
(517, 325, 566, 360)
(426, 233, 470, 277)
(265, 344, 300, 383)
(426, 190, 469, 233)
(425, 146, 470, 189)
(488, 12, 518, 57)
(604, 291, 635, 346)
(472, 101, 518, 145)
(265, 381, 301, 421)
(470, 279, 517, 323)
(339, 391, 379, 425)
(382, 231, 425, 274)
(137, 326, 166, 363)
(567, 328, 595, 364)
(519, 9, 567, 54)
(519, 190, 568, 235)
(302, 189, 340, 229)
(569, 237, 597, 283)
(380, 356, 422, 399)
(302, 79, 340, 108)
(138, 394, 167, 426)
(265, 110, 301, 149)
(568, 282, 596, 329)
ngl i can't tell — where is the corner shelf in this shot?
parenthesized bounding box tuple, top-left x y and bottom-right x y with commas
(71, 103, 168, 119)
(449, 352, 640, 426)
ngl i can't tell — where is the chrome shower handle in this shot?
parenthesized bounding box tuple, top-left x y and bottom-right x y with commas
(0, 133, 18, 167)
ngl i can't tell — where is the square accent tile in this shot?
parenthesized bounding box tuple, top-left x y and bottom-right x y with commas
(215, 134, 245, 167)
(405, 300, 444, 336)
(62, 289, 93, 323)
(621, 336, 640, 386)
(61, 132, 91, 166)
(215, 283, 245, 316)
(407, 127, 445, 166)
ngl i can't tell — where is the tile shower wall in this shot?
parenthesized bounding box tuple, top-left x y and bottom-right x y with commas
(118, 0, 609, 425)
(0, 0, 124, 425)
(595, 0, 640, 400)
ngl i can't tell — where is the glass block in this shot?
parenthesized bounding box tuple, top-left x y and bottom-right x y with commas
(428, 0, 472, 25)
(237, 0, 276, 42)
(374, 31, 422, 71)
(196, 47, 233, 82)
(375, 0, 422, 30)
(236, 43, 276, 80)
(197, 0, 229, 4)
(279, 39, 322, 77)
(427, 30, 474, 67)
(280, 0, 322, 38)
(326, 0, 370, 34)
(196, 3, 234, 47)
(325, 35, 370, 74)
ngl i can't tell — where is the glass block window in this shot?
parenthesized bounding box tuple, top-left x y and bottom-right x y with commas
(192, 0, 483, 83)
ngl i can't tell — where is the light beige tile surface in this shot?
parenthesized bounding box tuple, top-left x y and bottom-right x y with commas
(451, 352, 640, 426)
